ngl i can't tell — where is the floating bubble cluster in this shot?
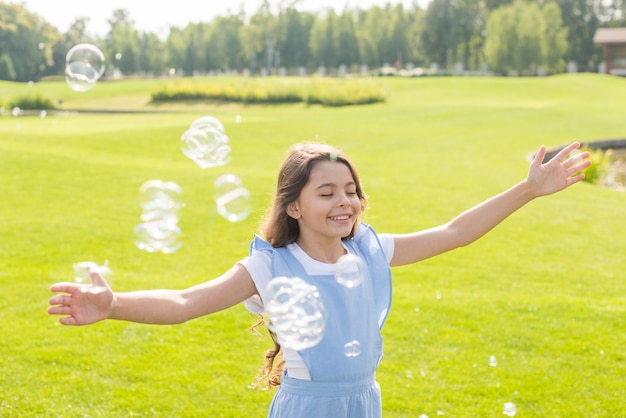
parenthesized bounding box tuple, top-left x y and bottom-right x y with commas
(265, 276, 327, 351)
(65, 44, 106, 92)
(73, 261, 111, 294)
(134, 180, 184, 254)
(214, 174, 252, 222)
(181, 116, 231, 168)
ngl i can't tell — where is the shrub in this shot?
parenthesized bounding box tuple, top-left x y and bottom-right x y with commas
(580, 147, 612, 185)
(150, 78, 385, 107)
(9, 93, 57, 110)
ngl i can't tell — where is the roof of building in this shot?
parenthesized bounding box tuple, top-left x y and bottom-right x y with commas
(593, 27, 626, 44)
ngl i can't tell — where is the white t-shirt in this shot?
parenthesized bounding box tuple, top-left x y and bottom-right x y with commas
(238, 233, 395, 380)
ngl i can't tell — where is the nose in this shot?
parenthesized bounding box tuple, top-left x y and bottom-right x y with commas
(338, 193, 350, 207)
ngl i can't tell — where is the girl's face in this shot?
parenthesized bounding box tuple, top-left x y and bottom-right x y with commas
(289, 160, 361, 243)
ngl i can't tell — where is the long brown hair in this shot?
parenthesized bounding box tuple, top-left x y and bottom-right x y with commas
(253, 142, 368, 388)
(260, 142, 368, 247)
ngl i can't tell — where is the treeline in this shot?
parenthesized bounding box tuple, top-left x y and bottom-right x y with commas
(0, 0, 624, 82)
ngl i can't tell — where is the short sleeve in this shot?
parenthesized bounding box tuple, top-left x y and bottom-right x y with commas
(238, 250, 273, 314)
(378, 233, 394, 264)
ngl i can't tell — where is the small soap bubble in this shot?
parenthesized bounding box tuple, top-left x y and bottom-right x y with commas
(489, 356, 498, 367)
(503, 402, 516, 417)
(334, 254, 366, 288)
(11, 107, 21, 117)
(214, 174, 252, 222)
(265, 276, 327, 351)
(39, 110, 47, 118)
(343, 340, 362, 357)
(134, 221, 182, 254)
(73, 261, 111, 294)
(235, 115, 241, 123)
(65, 44, 106, 92)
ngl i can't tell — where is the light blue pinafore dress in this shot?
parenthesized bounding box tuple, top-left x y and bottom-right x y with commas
(249, 223, 392, 418)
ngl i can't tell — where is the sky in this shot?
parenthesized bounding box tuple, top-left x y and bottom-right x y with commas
(18, 0, 426, 38)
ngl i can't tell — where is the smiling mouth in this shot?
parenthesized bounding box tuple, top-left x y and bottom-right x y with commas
(329, 215, 351, 221)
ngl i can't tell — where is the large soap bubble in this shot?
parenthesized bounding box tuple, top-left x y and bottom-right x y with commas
(265, 276, 327, 351)
(65, 44, 106, 92)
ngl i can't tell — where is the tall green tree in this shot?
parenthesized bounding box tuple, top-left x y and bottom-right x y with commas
(484, 0, 568, 75)
(421, 0, 459, 68)
(555, 0, 602, 71)
(542, 2, 569, 74)
(0, 2, 60, 81)
(335, 8, 360, 69)
(105, 9, 141, 75)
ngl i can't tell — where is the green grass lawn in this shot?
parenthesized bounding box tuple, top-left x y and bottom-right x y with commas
(1, 74, 625, 417)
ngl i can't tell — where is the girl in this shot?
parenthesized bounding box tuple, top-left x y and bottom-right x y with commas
(48, 141, 591, 417)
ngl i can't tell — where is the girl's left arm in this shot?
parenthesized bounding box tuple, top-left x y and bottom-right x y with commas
(390, 142, 591, 267)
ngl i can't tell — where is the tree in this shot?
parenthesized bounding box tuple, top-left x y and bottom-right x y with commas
(484, 0, 568, 75)
(542, 2, 568, 74)
(335, 8, 360, 69)
(0, 2, 60, 81)
(0, 52, 16, 80)
(421, 0, 459, 68)
(138, 32, 165, 76)
(105, 9, 141, 76)
(555, 0, 602, 71)
(484, 2, 518, 74)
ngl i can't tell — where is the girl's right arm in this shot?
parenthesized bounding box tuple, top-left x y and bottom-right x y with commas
(47, 263, 257, 326)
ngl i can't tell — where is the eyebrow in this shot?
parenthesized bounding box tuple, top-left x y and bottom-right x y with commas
(315, 181, 356, 190)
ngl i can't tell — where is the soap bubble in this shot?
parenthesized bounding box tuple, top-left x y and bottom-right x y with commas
(65, 44, 106, 92)
(489, 356, 497, 367)
(334, 254, 366, 288)
(214, 174, 252, 222)
(135, 180, 183, 253)
(265, 276, 327, 351)
(11, 107, 21, 117)
(73, 261, 112, 294)
(503, 402, 516, 417)
(133, 221, 182, 254)
(181, 127, 231, 168)
(139, 180, 184, 223)
(343, 340, 362, 357)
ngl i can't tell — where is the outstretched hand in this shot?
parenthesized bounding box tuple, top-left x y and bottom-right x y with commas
(47, 268, 113, 326)
(527, 142, 592, 197)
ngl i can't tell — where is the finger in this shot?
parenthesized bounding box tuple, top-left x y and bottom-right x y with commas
(49, 294, 72, 306)
(531, 145, 547, 168)
(566, 158, 592, 175)
(59, 316, 78, 326)
(50, 282, 82, 294)
(553, 142, 581, 162)
(566, 173, 586, 186)
(47, 305, 72, 315)
(87, 267, 108, 288)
